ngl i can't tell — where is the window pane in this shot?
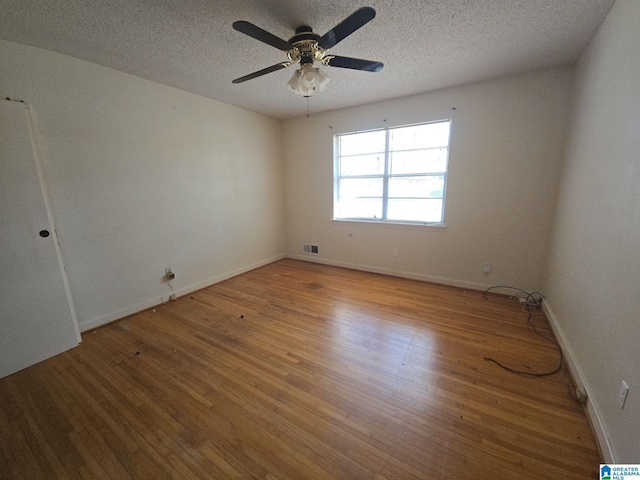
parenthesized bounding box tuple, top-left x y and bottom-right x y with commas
(388, 176, 444, 199)
(336, 198, 382, 219)
(387, 199, 443, 223)
(339, 177, 383, 198)
(340, 153, 385, 176)
(334, 120, 451, 224)
(389, 121, 450, 151)
(339, 130, 385, 156)
(390, 149, 447, 175)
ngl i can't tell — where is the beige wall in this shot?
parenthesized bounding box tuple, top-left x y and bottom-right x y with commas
(0, 40, 286, 331)
(543, 0, 640, 462)
(283, 68, 572, 292)
(3, 3, 636, 459)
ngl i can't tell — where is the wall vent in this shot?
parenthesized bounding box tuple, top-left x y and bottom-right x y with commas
(303, 244, 319, 255)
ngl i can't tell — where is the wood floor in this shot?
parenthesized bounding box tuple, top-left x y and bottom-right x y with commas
(1, 259, 600, 479)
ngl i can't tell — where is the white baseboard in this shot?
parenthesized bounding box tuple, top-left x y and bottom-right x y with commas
(79, 254, 286, 333)
(285, 254, 493, 292)
(543, 301, 615, 463)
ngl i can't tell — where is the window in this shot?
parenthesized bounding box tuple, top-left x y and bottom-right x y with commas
(334, 120, 451, 225)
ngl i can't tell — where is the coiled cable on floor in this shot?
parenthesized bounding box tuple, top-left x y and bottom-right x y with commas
(482, 286, 563, 377)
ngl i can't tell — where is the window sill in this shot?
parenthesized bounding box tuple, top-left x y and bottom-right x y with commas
(331, 218, 447, 230)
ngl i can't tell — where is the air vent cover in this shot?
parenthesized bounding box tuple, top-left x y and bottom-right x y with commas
(303, 244, 319, 255)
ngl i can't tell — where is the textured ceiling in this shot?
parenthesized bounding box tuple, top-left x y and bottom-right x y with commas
(0, 0, 614, 119)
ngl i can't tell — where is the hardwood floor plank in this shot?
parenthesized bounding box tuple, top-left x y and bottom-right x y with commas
(0, 259, 600, 478)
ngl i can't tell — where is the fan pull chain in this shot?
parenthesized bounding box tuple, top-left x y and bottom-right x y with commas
(306, 96, 310, 118)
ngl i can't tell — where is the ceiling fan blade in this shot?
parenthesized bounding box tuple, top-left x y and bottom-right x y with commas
(232, 63, 290, 84)
(326, 56, 383, 72)
(233, 21, 293, 51)
(318, 7, 376, 50)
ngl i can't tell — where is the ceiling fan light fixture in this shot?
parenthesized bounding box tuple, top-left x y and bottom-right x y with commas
(313, 66, 332, 92)
(233, 7, 382, 98)
(287, 64, 331, 97)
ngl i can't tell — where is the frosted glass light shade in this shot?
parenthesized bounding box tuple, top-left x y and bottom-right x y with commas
(287, 64, 331, 97)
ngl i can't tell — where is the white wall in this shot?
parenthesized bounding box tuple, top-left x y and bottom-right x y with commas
(543, 0, 640, 463)
(283, 68, 572, 292)
(0, 40, 285, 331)
(1, 2, 635, 462)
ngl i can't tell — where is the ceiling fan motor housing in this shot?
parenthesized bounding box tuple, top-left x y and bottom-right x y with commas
(289, 26, 325, 65)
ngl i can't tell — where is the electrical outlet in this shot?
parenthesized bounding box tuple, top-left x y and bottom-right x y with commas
(618, 380, 629, 409)
(392, 249, 398, 257)
(482, 262, 492, 275)
(165, 268, 175, 281)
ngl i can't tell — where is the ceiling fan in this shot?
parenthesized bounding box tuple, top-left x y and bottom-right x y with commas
(232, 7, 383, 97)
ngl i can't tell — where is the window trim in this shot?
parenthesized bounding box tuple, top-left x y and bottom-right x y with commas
(333, 119, 452, 226)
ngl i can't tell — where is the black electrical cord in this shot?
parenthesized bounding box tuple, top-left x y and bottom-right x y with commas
(482, 286, 563, 377)
(482, 285, 545, 303)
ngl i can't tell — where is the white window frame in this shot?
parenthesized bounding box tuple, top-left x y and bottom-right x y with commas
(333, 119, 452, 226)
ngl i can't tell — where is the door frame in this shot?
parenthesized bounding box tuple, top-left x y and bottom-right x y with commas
(21, 100, 81, 343)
